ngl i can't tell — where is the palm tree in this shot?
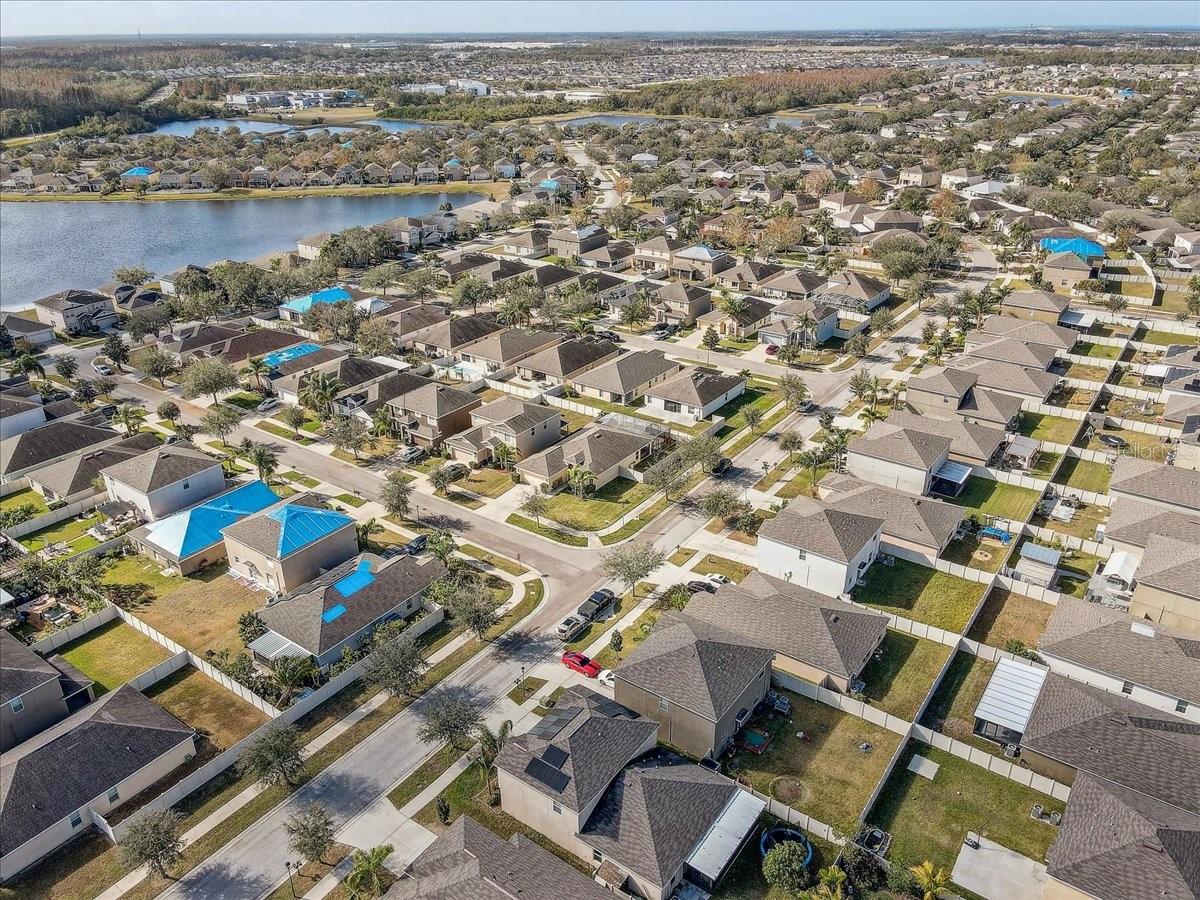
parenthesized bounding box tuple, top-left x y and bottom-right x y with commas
(344, 844, 394, 899)
(795, 449, 826, 497)
(9, 353, 44, 380)
(568, 316, 594, 338)
(271, 655, 316, 706)
(246, 444, 279, 484)
(115, 402, 146, 436)
(476, 719, 512, 790)
(848, 371, 872, 408)
(567, 465, 593, 499)
(298, 372, 342, 416)
(370, 406, 393, 439)
(492, 442, 519, 472)
(909, 861, 950, 900)
(821, 429, 850, 473)
(796, 312, 817, 351)
(356, 517, 383, 547)
(496, 293, 533, 327)
(428, 463, 458, 495)
(719, 291, 749, 324)
(801, 865, 847, 900)
(243, 356, 270, 393)
(810, 208, 834, 248)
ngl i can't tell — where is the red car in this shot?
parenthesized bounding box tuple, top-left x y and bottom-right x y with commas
(561, 651, 602, 678)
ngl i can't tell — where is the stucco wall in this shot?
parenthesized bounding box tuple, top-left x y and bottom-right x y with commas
(758, 531, 879, 599)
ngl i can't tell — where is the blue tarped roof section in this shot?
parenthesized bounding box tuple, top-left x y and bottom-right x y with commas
(1040, 237, 1104, 259)
(268, 503, 353, 558)
(322, 603, 348, 623)
(333, 558, 375, 598)
(144, 480, 280, 560)
(281, 285, 353, 314)
(539, 179, 560, 190)
(261, 342, 321, 369)
(122, 167, 153, 177)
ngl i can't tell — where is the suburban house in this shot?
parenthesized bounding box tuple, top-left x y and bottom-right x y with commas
(101, 444, 227, 522)
(965, 336, 1058, 372)
(498, 228, 549, 258)
(1129, 534, 1200, 636)
(652, 282, 713, 326)
(815, 271, 892, 311)
(0, 313, 54, 348)
(278, 285, 388, 323)
(845, 421, 954, 496)
(275, 357, 397, 411)
(1037, 596, 1199, 723)
(570, 349, 681, 405)
(445, 397, 562, 466)
(758, 297, 840, 348)
(1042, 252, 1095, 292)
(391, 815, 616, 900)
(0, 417, 123, 482)
(25, 433, 159, 505)
(716, 260, 784, 293)
(1, 381, 83, 440)
(1109, 457, 1200, 516)
(383, 381, 479, 449)
(0, 685, 196, 882)
(516, 425, 657, 493)
(669, 244, 733, 282)
(378, 304, 449, 345)
(696, 295, 774, 340)
(758, 269, 826, 303)
(1102, 498, 1199, 560)
(898, 163, 940, 187)
(0, 631, 94, 752)
(514, 338, 620, 385)
(454, 328, 562, 375)
(1000, 290, 1071, 324)
(973, 315, 1078, 353)
(818, 473, 966, 564)
(861, 208, 923, 233)
(904, 366, 1024, 430)
(643, 367, 745, 422)
(251, 553, 447, 671)
(633, 236, 686, 272)
(548, 224, 609, 258)
(31, 289, 117, 335)
(222, 494, 357, 594)
(407, 314, 506, 359)
(757, 497, 883, 597)
(128, 479, 282, 576)
(881, 409, 1006, 468)
(685, 571, 888, 693)
(157, 323, 244, 365)
(615, 612, 774, 760)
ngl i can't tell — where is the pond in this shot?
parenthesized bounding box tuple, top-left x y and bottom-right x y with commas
(0, 191, 483, 309)
(557, 114, 666, 128)
(357, 118, 438, 133)
(151, 118, 294, 136)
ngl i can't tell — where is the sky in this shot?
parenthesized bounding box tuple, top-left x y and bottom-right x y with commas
(1, 0, 1197, 38)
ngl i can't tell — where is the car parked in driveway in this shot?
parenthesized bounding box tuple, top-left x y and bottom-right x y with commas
(710, 457, 733, 476)
(403, 534, 428, 555)
(597, 669, 616, 688)
(561, 651, 602, 678)
(398, 445, 425, 463)
(706, 573, 731, 585)
(687, 580, 716, 594)
(256, 397, 280, 413)
(91, 361, 114, 376)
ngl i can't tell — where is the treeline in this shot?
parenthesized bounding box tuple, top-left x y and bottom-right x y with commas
(3, 39, 284, 72)
(602, 68, 920, 119)
(0, 68, 163, 139)
(377, 94, 575, 126)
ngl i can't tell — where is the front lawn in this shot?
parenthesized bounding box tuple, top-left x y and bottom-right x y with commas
(103, 557, 264, 657)
(868, 743, 1064, 872)
(668, 547, 697, 567)
(56, 620, 170, 695)
(717, 385, 783, 432)
(859, 631, 952, 722)
(692, 554, 753, 584)
(1016, 413, 1081, 446)
(222, 391, 264, 411)
(564, 586, 639, 652)
(505, 513, 588, 546)
(1053, 456, 1111, 494)
(543, 477, 655, 531)
(853, 559, 984, 633)
(280, 470, 320, 488)
(725, 690, 902, 833)
(458, 543, 528, 576)
(776, 463, 831, 500)
(945, 476, 1040, 522)
(967, 589, 1053, 650)
(460, 465, 516, 498)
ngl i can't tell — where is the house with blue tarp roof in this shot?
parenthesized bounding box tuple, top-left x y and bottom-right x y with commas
(1039, 236, 1104, 260)
(222, 494, 358, 593)
(280, 285, 353, 317)
(128, 479, 281, 575)
(250, 552, 448, 669)
(120, 166, 154, 185)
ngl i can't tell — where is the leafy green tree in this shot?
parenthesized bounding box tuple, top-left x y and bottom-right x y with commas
(237, 723, 304, 787)
(114, 265, 153, 286)
(279, 404, 308, 438)
(52, 353, 78, 381)
(618, 291, 651, 328)
(356, 317, 396, 357)
(285, 802, 336, 866)
(428, 463, 460, 494)
(298, 371, 342, 416)
(601, 542, 665, 599)
(155, 400, 180, 427)
(701, 326, 721, 352)
(180, 358, 239, 404)
(909, 861, 950, 900)
(238, 611, 267, 645)
(518, 490, 549, 525)
(426, 529, 458, 566)
(243, 356, 270, 392)
(451, 276, 494, 314)
(119, 809, 183, 879)
(246, 443, 279, 483)
(115, 402, 146, 436)
(700, 486, 740, 521)
(136, 347, 176, 388)
(102, 334, 130, 372)
(381, 471, 414, 519)
(327, 416, 371, 459)
(762, 840, 813, 895)
(366, 620, 427, 697)
(201, 404, 242, 446)
(417, 691, 481, 750)
(10, 353, 44, 379)
(271, 655, 316, 706)
(449, 578, 499, 641)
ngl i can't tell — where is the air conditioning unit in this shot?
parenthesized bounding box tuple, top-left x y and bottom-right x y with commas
(881, 554, 895, 567)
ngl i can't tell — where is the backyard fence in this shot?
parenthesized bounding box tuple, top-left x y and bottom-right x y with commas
(977, 466, 1049, 493)
(910, 725, 1071, 802)
(3, 494, 103, 540)
(736, 784, 844, 845)
(0, 476, 31, 498)
(28, 603, 120, 654)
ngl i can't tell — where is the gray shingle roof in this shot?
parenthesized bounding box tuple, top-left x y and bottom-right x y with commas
(386, 815, 615, 900)
(848, 422, 951, 469)
(571, 350, 680, 395)
(758, 497, 881, 563)
(1103, 500, 1200, 549)
(882, 410, 1005, 464)
(0, 630, 59, 705)
(580, 753, 737, 888)
(685, 572, 887, 679)
(644, 367, 745, 408)
(966, 337, 1058, 371)
(1046, 774, 1200, 900)
(1022, 674, 1200, 813)
(1002, 290, 1071, 314)
(0, 684, 194, 853)
(616, 613, 773, 722)
(517, 338, 619, 378)
(461, 329, 561, 365)
(0, 418, 120, 476)
(471, 397, 559, 433)
(1038, 597, 1200, 706)
(1135, 535, 1200, 601)
(1110, 457, 1200, 512)
(908, 365, 978, 400)
(409, 315, 504, 351)
(955, 357, 1059, 400)
(389, 383, 480, 419)
(28, 433, 160, 498)
(960, 386, 1024, 426)
(101, 443, 220, 494)
(494, 686, 655, 814)
(517, 425, 654, 479)
(818, 473, 966, 554)
(975, 315, 1077, 351)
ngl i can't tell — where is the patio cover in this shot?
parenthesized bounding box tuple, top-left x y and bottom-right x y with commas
(1143, 364, 1170, 379)
(248, 629, 310, 662)
(686, 788, 766, 884)
(1006, 435, 1039, 462)
(1102, 550, 1137, 588)
(1059, 309, 1097, 330)
(974, 658, 1047, 735)
(934, 459, 973, 486)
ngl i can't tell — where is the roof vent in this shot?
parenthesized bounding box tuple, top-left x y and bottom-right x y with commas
(1130, 621, 1156, 638)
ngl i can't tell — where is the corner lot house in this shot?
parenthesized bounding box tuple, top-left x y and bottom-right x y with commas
(446, 397, 562, 466)
(642, 365, 746, 423)
(222, 494, 357, 594)
(252, 553, 447, 670)
(0, 685, 196, 881)
(1000, 289, 1070, 324)
(101, 444, 226, 522)
(1, 631, 94, 752)
(517, 425, 656, 493)
(757, 497, 883, 597)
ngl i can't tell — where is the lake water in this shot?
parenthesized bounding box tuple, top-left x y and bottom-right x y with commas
(152, 118, 366, 137)
(558, 114, 664, 128)
(0, 192, 482, 309)
(358, 118, 437, 133)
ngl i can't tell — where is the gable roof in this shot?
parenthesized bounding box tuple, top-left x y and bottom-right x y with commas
(388, 382, 480, 419)
(0, 418, 122, 476)
(408, 315, 504, 351)
(907, 365, 978, 400)
(1103, 499, 1200, 549)
(882, 410, 1005, 463)
(101, 444, 220, 494)
(645, 367, 745, 408)
(759, 497, 881, 563)
(462, 329, 560, 364)
(28, 433, 160, 498)
(571, 350, 680, 394)
(975, 315, 1077, 351)
(517, 338, 619, 378)
(1109, 457, 1200, 511)
(1135, 535, 1200, 601)
(848, 422, 951, 470)
(0, 685, 193, 854)
(1002, 289, 1071, 315)
(819, 473, 966, 553)
(517, 425, 654, 479)
(966, 336, 1058, 371)
(0, 630, 60, 705)
(618, 613, 772, 722)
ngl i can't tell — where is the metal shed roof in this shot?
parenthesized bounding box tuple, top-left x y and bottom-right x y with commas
(686, 788, 766, 883)
(974, 658, 1048, 735)
(1020, 541, 1062, 566)
(934, 459, 973, 485)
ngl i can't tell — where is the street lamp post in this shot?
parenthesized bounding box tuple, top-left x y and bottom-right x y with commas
(285, 861, 297, 899)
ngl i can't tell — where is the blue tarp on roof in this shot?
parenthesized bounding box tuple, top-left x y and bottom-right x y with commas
(268, 504, 353, 558)
(261, 342, 322, 369)
(122, 167, 153, 177)
(539, 179, 560, 190)
(144, 480, 280, 560)
(333, 558, 375, 598)
(1040, 237, 1104, 260)
(322, 603, 348, 623)
(281, 285, 353, 314)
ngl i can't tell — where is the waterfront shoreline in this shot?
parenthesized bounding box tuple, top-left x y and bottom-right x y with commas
(0, 181, 508, 204)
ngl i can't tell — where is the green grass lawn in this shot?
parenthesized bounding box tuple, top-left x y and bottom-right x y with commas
(725, 690, 902, 834)
(860, 631, 952, 722)
(967, 589, 1054, 650)
(869, 743, 1065, 872)
(458, 543, 528, 576)
(334, 492, 366, 508)
(222, 391, 264, 411)
(590, 583, 663, 669)
(1028, 451, 1061, 479)
(56, 621, 170, 696)
(505, 513, 588, 546)
(854, 559, 985, 633)
(0, 487, 49, 516)
(18, 512, 103, 553)
(1074, 341, 1121, 360)
(1137, 328, 1198, 347)
(717, 385, 783, 431)
(692, 554, 753, 583)
(1029, 500, 1110, 542)
(1053, 456, 1111, 494)
(919, 652, 1001, 756)
(146, 666, 268, 749)
(1016, 413, 1081, 445)
(559, 408, 594, 435)
(946, 477, 1040, 522)
(387, 744, 464, 811)
(668, 547, 697, 567)
(1077, 426, 1168, 461)
(506, 676, 548, 707)
(776, 463, 831, 500)
(460, 465, 516, 498)
(280, 470, 320, 488)
(940, 533, 1011, 574)
(543, 477, 655, 531)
